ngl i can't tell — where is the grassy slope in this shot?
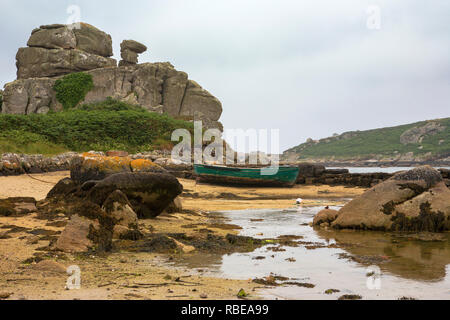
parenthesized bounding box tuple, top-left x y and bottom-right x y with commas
(0, 99, 194, 156)
(284, 118, 450, 160)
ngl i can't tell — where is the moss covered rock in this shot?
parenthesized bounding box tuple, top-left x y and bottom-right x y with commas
(87, 172, 183, 218)
(332, 166, 450, 231)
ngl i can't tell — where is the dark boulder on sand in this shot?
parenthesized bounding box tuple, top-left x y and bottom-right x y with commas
(87, 172, 183, 219)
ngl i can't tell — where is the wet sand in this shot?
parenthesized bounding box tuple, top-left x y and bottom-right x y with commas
(0, 171, 365, 300)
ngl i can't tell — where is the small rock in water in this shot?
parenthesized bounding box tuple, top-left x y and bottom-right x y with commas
(324, 289, 340, 295)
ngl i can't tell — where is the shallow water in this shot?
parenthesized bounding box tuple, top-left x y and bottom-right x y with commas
(172, 206, 450, 300)
(328, 166, 450, 174)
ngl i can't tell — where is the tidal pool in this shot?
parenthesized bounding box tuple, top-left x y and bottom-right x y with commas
(172, 206, 450, 300)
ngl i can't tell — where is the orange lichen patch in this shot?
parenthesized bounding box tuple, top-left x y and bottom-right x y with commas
(130, 159, 163, 172)
(2, 161, 20, 170)
(81, 155, 132, 173)
(82, 152, 103, 158)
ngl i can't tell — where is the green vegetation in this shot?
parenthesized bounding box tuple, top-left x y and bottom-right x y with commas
(284, 118, 450, 160)
(53, 72, 94, 109)
(0, 98, 194, 155)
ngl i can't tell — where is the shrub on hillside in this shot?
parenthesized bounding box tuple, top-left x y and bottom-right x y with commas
(53, 72, 94, 109)
(0, 99, 194, 154)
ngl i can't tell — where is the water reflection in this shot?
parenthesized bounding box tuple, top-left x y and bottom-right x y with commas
(315, 228, 450, 281)
(171, 206, 450, 299)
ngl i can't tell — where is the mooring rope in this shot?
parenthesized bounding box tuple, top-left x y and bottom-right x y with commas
(25, 173, 56, 185)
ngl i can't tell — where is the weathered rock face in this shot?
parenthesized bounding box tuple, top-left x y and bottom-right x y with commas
(3, 22, 223, 130)
(180, 80, 223, 129)
(17, 23, 115, 80)
(1, 78, 62, 114)
(72, 23, 113, 57)
(28, 23, 112, 56)
(16, 47, 116, 79)
(28, 25, 77, 50)
(400, 121, 446, 145)
(4, 64, 223, 129)
(331, 166, 450, 231)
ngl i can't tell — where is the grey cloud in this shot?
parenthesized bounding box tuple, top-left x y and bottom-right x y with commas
(1, 0, 449, 152)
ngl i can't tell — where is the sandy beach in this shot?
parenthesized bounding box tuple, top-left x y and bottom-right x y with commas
(0, 171, 365, 300)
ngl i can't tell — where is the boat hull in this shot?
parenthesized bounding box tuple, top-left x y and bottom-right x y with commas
(194, 164, 299, 187)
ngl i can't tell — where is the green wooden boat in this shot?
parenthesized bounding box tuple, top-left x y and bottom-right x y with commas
(194, 164, 299, 187)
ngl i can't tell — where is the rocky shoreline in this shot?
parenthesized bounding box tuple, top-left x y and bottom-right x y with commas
(2, 153, 449, 189)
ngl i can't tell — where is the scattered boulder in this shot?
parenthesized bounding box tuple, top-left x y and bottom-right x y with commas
(101, 190, 140, 239)
(331, 166, 450, 231)
(55, 214, 97, 253)
(313, 209, 340, 226)
(87, 172, 183, 218)
(32, 260, 67, 274)
(55, 202, 115, 253)
(0, 197, 37, 216)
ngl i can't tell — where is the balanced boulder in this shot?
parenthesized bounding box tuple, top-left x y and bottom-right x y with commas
(119, 40, 147, 66)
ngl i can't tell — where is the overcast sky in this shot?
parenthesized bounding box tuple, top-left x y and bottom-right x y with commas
(1, 0, 449, 152)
